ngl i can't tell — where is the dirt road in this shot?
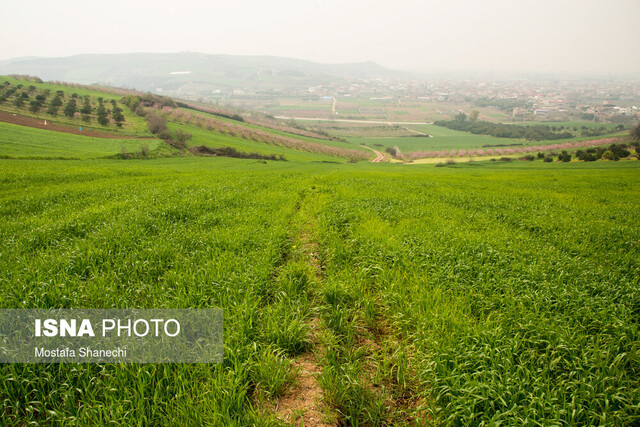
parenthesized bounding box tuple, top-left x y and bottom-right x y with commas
(362, 145, 385, 162)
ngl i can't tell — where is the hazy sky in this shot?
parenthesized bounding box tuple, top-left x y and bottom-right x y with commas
(1, 0, 638, 75)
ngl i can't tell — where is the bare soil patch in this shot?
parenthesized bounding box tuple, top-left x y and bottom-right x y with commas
(0, 111, 148, 139)
(273, 350, 331, 426)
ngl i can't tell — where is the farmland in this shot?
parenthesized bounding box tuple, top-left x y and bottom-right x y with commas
(1, 76, 639, 425)
(0, 122, 162, 159)
(1, 156, 638, 425)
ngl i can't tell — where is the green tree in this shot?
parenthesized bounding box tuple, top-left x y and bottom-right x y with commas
(454, 111, 467, 122)
(631, 122, 640, 141)
(50, 95, 62, 107)
(122, 95, 140, 111)
(469, 110, 480, 122)
(112, 105, 125, 127)
(63, 98, 77, 118)
(28, 100, 41, 114)
(96, 101, 109, 126)
(81, 97, 92, 115)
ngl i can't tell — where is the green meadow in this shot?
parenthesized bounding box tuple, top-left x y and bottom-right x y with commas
(0, 156, 638, 425)
(0, 122, 162, 158)
(348, 124, 524, 152)
(348, 123, 628, 154)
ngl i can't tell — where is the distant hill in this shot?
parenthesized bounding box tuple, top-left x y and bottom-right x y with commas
(0, 52, 410, 99)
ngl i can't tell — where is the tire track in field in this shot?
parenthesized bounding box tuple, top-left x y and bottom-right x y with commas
(269, 186, 334, 426)
(362, 145, 385, 162)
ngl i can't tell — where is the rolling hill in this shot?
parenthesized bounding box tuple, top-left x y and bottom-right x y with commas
(0, 52, 409, 97)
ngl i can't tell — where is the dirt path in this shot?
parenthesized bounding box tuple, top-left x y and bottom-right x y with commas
(362, 145, 385, 162)
(262, 188, 333, 426)
(0, 111, 152, 139)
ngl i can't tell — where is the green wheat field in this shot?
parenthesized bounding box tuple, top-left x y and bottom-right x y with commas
(1, 158, 638, 425)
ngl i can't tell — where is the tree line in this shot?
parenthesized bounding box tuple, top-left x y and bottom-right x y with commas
(435, 114, 623, 141)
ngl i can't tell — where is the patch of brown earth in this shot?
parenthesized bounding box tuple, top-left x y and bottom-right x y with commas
(0, 110, 151, 139)
(273, 351, 332, 426)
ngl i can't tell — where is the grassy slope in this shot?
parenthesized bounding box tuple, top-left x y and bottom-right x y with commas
(0, 120, 346, 162)
(0, 75, 150, 136)
(0, 158, 638, 424)
(0, 122, 163, 158)
(0, 75, 357, 162)
(176, 107, 370, 152)
(168, 122, 350, 162)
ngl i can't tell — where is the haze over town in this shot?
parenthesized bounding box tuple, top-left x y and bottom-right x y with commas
(1, 0, 639, 77)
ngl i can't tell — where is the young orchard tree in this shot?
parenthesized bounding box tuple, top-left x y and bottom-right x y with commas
(112, 105, 125, 127)
(63, 98, 77, 118)
(81, 97, 92, 115)
(96, 100, 109, 126)
(28, 100, 41, 114)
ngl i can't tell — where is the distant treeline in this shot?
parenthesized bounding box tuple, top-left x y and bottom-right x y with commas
(435, 119, 574, 141)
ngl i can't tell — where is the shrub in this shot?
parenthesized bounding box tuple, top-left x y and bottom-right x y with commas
(119, 146, 131, 159)
(601, 150, 615, 160)
(558, 151, 572, 162)
(608, 143, 630, 159)
(543, 156, 553, 163)
(174, 129, 192, 145)
(147, 113, 167, 134)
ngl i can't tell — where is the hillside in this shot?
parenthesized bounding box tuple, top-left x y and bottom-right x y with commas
(0, 75, 370, 161)
(0, 53, 409, 97)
